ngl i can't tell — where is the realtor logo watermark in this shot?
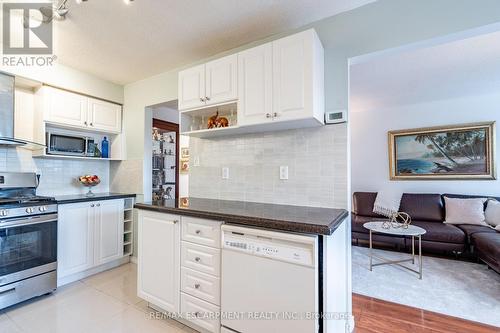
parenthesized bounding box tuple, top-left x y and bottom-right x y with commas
(2, 2, 56, 66)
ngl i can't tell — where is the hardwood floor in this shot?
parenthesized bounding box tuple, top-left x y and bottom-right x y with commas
(352, 293, 499, 333)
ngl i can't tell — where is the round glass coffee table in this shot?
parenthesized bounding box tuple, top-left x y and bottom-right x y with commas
(363, 221, 426, 279)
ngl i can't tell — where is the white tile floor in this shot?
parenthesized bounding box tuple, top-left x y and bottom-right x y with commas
(0, 264, 196, 333)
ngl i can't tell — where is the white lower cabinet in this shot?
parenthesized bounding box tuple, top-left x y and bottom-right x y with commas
(58, 199, 125, 284)
(137, 212, 222, 333)
(137, 211, 181, 314)
(181, 292, 221, 333)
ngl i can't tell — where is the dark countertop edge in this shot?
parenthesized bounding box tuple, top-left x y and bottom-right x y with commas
(134, 203, 349, 236)
(56, 193, 136, 204)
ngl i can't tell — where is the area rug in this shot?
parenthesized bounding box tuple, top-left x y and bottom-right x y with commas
(352, 246, 500, 327)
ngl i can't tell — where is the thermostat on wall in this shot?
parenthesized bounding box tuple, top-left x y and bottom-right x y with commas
(325, 110, 347, 124)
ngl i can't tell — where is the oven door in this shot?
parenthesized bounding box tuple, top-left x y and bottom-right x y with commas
(47, 133, 87, 156)
(0, 214, 57, 286)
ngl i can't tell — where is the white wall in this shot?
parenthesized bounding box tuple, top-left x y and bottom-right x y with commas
(351, 92, 500, 196)
(121, 0, 500, 206)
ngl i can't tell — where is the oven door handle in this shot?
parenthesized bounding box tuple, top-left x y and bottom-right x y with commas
(0, 213, 58, 229)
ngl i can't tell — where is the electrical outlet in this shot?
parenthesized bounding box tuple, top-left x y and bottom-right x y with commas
(193, 156, 200, 167)
(222, 167, 229, 179)
(279, 166, 289, 180)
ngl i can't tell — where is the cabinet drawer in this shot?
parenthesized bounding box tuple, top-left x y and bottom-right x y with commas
(181, 292, 220, 333)
(181, 241, 220, 277)
(181, 267, 220, 306)
(182, 217, 222, 248)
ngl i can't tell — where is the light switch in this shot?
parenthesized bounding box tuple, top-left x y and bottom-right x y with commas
(222, 167, 229, 179)
(280, 166, 289, 180)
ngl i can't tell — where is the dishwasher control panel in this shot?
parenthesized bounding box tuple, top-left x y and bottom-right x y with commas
(223, 233, 315, 267)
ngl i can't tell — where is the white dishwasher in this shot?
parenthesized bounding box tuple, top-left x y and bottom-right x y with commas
(221, 225, 319, 333)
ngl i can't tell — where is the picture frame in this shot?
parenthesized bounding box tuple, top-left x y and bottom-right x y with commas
(388, 122, 496, 180)
(180, 158, 189, 174)
(181, 147, 190, 159)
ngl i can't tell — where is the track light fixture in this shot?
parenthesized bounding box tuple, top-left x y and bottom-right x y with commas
(40, 0, 134, 22)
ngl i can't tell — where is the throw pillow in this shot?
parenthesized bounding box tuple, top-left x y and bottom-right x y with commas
(485, 199, 500, 228)
(444, 197, 488, 226)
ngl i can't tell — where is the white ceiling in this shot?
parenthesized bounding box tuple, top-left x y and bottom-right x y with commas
(52, 0, 374, 85)
(350, 30, 500, 112)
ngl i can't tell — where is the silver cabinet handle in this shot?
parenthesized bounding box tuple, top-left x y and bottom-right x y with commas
(84, 121, 88, 126)
(96, 203, 100, 207)
(200, 97, 205, 102)
(195, 230, 201, 235)
(273, 112, 278, 118)
(90, 123, 94, 127)
(195, 257, 201, 262)
(173, 220, 179, 224)
(266, 113, 272, 118)
(205, 96, 210, 101)
(194, 283, 200, 289)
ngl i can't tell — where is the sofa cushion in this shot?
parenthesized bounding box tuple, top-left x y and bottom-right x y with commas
(443, 197, 488, 226)
(352, 192, 385, 218)
(411, 221, 465, 244)
(457, 224, 496, 239)
(485, 199, 500, 228)
(471, 232, 500, 263)
(399, 194, 444, 222)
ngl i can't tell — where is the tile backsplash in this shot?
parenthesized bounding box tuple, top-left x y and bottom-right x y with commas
(189, 124, 348, 208)
(0, 147, 110, 196)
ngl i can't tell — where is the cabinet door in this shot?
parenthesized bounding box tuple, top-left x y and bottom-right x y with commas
(57, 202, 94, 278)
(272, 30, 314, 122)
(237, 43, 273, 126)
(138, 211, 180, 313)
(94, 199, 124, 266)
(88, 98, 122, 133)
(44, 87, 88, 128)
(205, 54, 237, 106)
(178, 64, 206, 110)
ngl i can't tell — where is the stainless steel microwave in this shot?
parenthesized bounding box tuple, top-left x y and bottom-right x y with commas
(46, 132, 95, 157)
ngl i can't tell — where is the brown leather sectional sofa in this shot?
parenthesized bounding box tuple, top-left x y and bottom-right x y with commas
(352, 192, 500, 273)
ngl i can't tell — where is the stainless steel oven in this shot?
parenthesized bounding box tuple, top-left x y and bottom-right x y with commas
(0, 172, 58, 309)
(46, 131, 94, 157)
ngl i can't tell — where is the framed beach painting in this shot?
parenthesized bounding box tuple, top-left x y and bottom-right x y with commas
(389, 122, 496, 180)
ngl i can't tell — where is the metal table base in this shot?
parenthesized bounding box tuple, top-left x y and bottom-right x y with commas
(369, 231, 423, 279)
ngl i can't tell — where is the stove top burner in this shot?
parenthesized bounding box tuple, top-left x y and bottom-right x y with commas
(0, 196, 56, 206)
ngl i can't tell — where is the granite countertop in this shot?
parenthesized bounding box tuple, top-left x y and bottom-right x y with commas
(134, 198, 348, 236)
(55, 192, 136, 204)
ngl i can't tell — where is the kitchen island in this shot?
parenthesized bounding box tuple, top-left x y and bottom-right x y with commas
(135, 198, 352, 333)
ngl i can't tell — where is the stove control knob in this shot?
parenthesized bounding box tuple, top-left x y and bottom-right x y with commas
(26, 207, 34, 214)
(0, 210, 7, 217)
(39, 206, 47, 212)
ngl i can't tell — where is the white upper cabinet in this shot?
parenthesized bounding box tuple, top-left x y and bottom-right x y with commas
(178, 55, 237, 111)
(272, 29, 324, 124)
(237, 43, 273, 126)
(43, 87, 88, 128)
(178, 64, 206, 110)
(205, 54, 237, 106)
(38, 86, 122, 133)
(179, 29, 324, 136)
(88, 97, 122, 133)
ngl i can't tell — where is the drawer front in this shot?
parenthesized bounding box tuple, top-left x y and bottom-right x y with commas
(181, 241, 221, 277)
(181, 267, 220, 306)
(181, 292, 220, 333)
(182, 217, 222, 248)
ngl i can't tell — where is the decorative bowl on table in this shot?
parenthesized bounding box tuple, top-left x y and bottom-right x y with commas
(78, 175, 101, 197)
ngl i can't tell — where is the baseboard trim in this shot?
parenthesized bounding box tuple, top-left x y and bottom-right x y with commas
(131, 256, 138, 264)
(57, 256, 131, 287)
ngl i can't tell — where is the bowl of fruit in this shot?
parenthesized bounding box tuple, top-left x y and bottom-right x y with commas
(78, 175, 101, 197)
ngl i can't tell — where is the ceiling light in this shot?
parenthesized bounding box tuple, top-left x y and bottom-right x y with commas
(123, 0, 134, 4)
